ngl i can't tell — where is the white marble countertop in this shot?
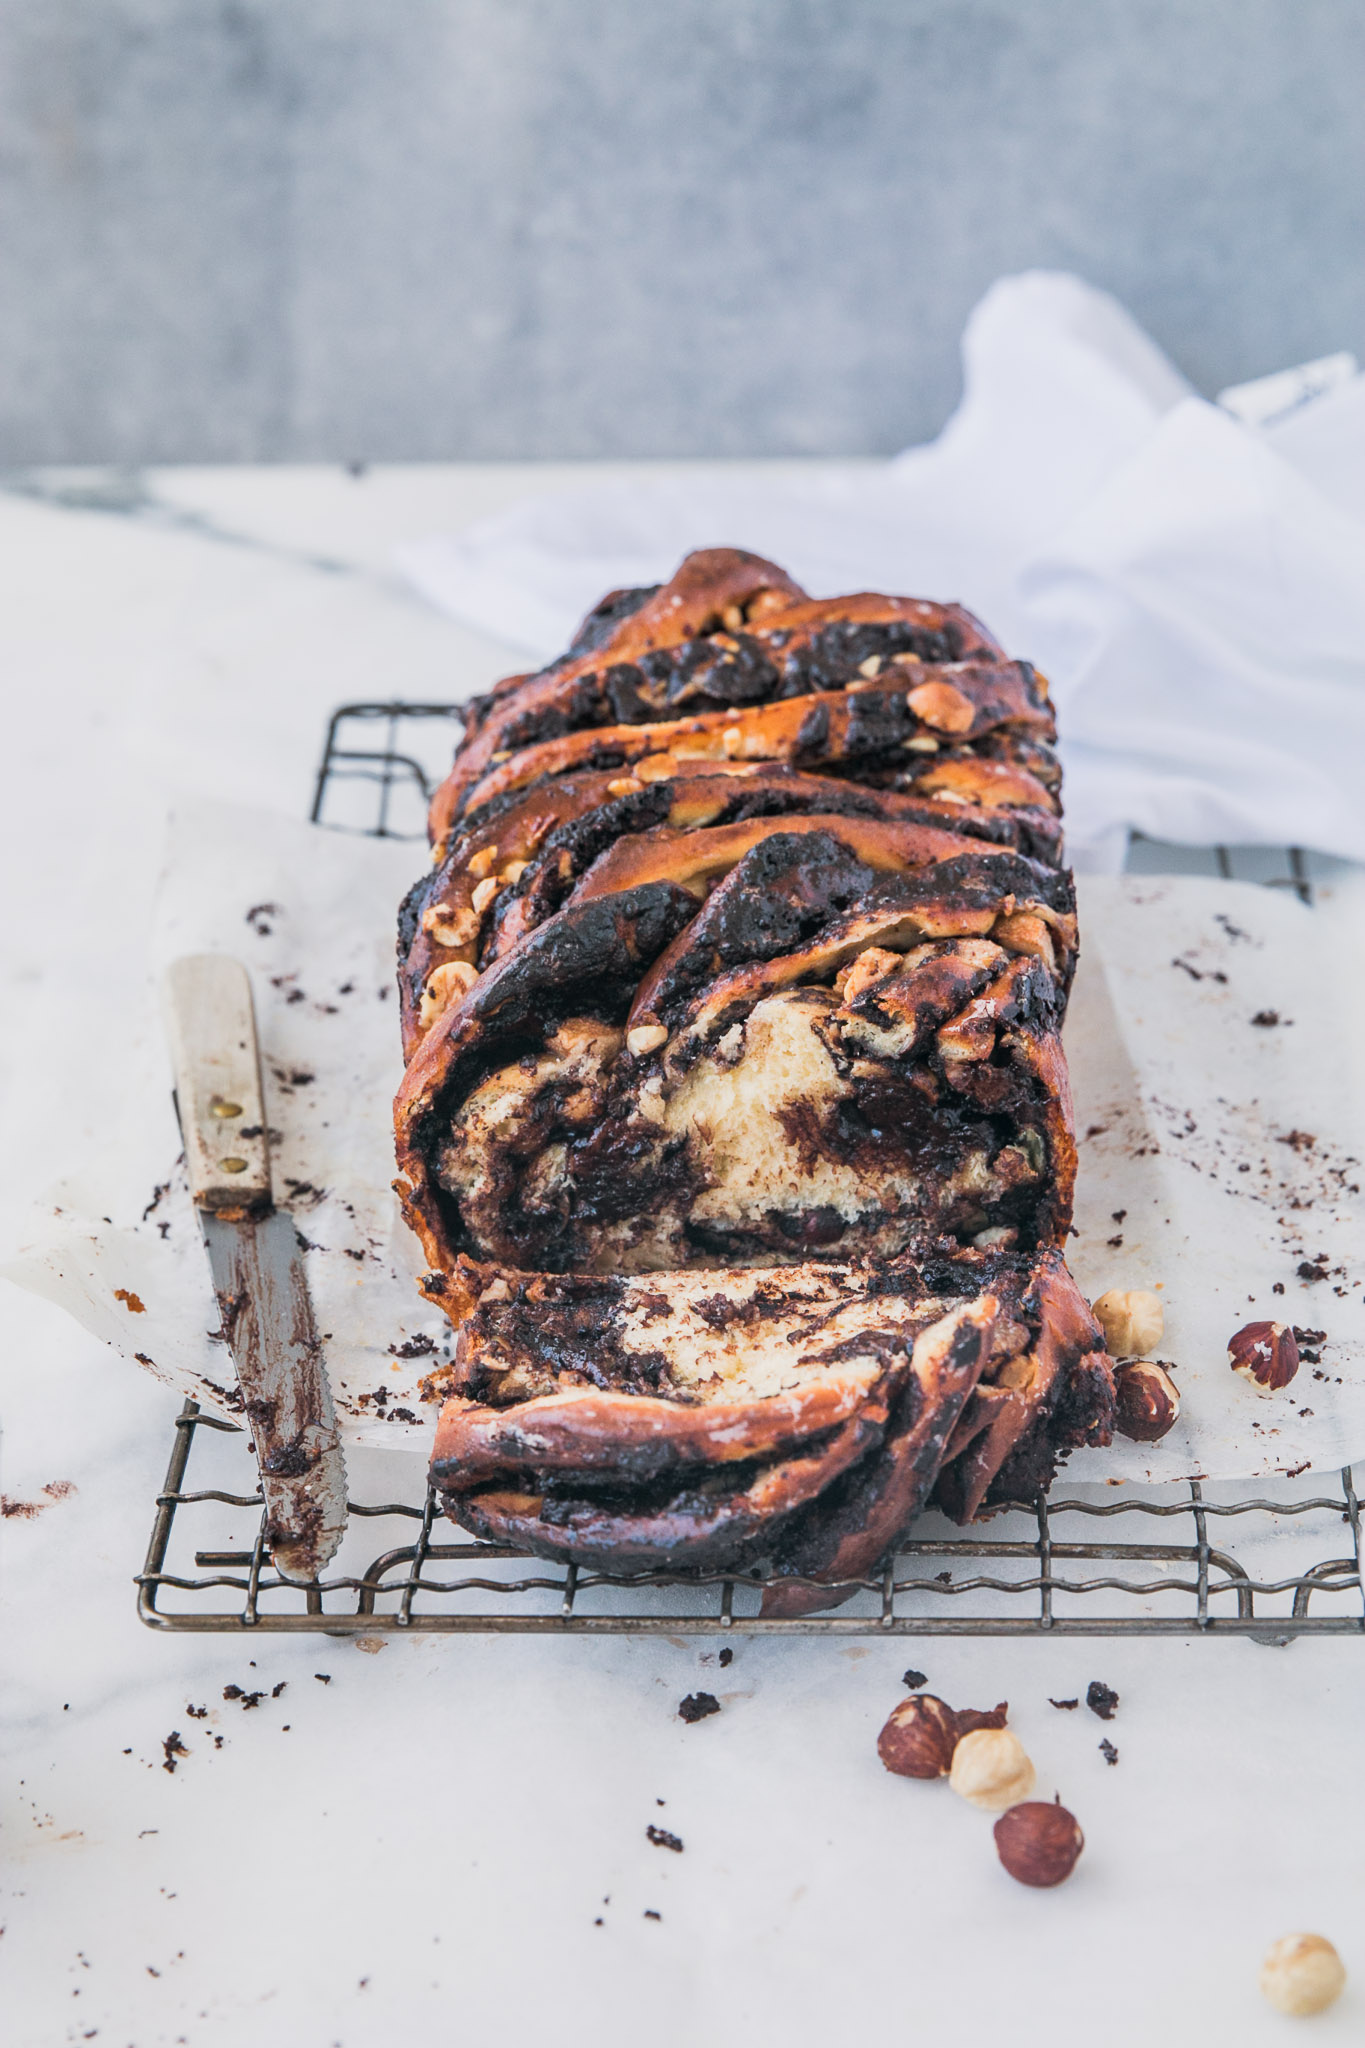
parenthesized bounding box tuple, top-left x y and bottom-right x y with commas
(2, 463, 1363, 2048)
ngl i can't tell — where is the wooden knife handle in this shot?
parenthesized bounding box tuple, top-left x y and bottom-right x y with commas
(163, 955, 273, 1212)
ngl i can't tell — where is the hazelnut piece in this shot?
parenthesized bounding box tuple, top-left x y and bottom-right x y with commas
(839, 946, 903, 1005)
(948, 1726, 1036, 1812)
(418, 959, 477, 1029)
(1114, 1359, 1180, 1441)
(907, 679, 976, 734)
(1092, 1288, 1164, 1358)
(1229, 1320, 1299, 1395)
(626, 1021, 668, 1058)
(1259, 1933, 1345, 2016)
(993, 1802, 1084, 1888)
(876, 1696, 1007, 1779)
(471, 876, 501, 915)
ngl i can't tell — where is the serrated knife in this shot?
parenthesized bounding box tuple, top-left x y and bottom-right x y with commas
(164, 954, 347, 1582)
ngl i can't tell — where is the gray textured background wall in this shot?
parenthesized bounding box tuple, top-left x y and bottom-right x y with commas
(0, 0, 1360, 463)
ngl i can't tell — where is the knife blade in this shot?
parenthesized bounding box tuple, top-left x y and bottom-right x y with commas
(163, 953, 348, 1582)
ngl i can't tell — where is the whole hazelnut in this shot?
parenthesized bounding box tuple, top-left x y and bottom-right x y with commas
(877, 1696, 1008, 1778)
(1229, 1320, 1299, 1395)
(1092, 1288, 1164, 1358)
(948, 1726, 1036, 1812)
(1259, 1932, 1345, 2016)
(1114, 1359, 1181, 1441)
(993, 1801, 1084, 1888)
(877, 1694, 959, 1778)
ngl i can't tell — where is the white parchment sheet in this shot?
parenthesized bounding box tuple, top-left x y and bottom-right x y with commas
(7, 803, 1364, 1479)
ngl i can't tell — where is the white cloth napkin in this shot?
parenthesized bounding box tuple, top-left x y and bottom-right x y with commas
(398, 271, 1365, 873)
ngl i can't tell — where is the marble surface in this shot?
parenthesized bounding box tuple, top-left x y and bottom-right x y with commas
(2, 462, 1364, 2048)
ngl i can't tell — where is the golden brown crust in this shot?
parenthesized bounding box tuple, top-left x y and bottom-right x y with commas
(402, 764, 1062, 1058)
(429, 548, 810, 836)
(441, 661, 1053, 832)
(432, 1377, 875, 1486)
(450, 1402, 888, 1571)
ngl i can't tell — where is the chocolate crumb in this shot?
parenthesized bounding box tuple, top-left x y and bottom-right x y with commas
(646, 1825, 684, 1852)
(161, 1732, 188, 1774)
(1086, 1680, 1119, 1720)
(718, 1646, 733, 1667)
(902, 1668, 928, 1690)
(644, 1910, 662, 1921)
(1099, 1738, 1119, 1766)
(271, 1682, 287, 1699)
(393, 1333, 437, 1359)
(678, 1691, 721, 1724)
(185, 1704, 208, 1720)
(223, 1685, 265, 1710)
(315, 1673, 332, 1684)
(1049, 1697, 1079, 1710)
(1250, 1010, 1280, 1027)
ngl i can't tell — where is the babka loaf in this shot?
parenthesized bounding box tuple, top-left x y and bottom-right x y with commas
(393, 549, 1113, 1608)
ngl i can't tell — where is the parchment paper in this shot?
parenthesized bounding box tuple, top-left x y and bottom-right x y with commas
(7, 802, 1364, 1479)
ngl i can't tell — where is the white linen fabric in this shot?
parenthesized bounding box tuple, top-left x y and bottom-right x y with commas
(398, 272, 1365, 873)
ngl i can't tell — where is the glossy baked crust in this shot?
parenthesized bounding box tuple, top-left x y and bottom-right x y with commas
(392, 549, 1113, 1597)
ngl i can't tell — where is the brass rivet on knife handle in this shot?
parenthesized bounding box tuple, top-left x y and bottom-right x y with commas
(163, 956, 272, 1212)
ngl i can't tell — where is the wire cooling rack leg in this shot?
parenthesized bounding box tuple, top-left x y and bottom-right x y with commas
(137, 1401, 202, 1627)
(1036, 1496, 1054, 1629)
(1343, 1467, 1364, 1629)
(1190, 1482, 1211, 1629)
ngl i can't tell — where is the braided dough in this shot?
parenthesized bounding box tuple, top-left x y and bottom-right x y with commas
(392, 549, 1113, 1607)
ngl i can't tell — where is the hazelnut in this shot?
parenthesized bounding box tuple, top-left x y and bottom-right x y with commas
(1229, 1320, 1299, 1395)
(471, 876, 501, 915)
(1260, 1933, 1345, 2016)
(877, 1694, 959, 1778)
(418, 959, 477, 1029)
(876, 1696, 1008, 1779)
(626, 1021, 668, 1058)
(948, 1727, 1036, 1812)
(839, 947, 903, 1005)
(1092, 1288, 1164, 1358)
(422, 901, 480, 948)
(907, 679, 976, 734)
(607, 776, 643, 797)
(1114, 1359, 1181, 1441)
(500, 859, 529, 885)
(466, 846, 498, 879)
(993, 1802, 1084, 1888)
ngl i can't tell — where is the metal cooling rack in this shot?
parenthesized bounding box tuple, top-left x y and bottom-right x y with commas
(137, 701, 1364, 1639)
